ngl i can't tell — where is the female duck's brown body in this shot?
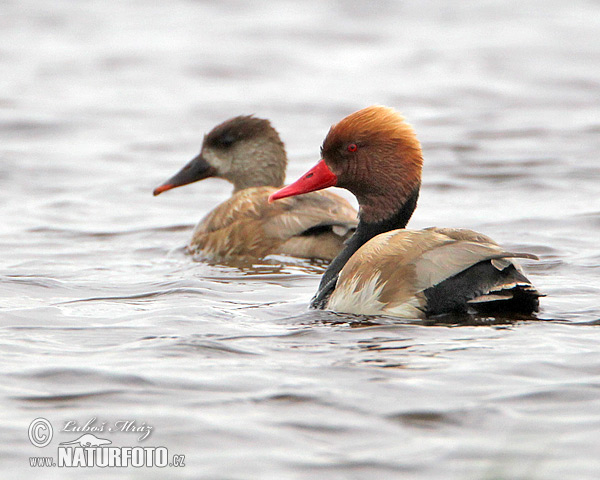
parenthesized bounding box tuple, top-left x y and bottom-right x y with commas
(269, 106, 542, 318)
(154, 115, 357, 261)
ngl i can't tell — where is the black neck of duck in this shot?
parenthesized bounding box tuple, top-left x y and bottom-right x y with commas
(315, 187, 420, 297)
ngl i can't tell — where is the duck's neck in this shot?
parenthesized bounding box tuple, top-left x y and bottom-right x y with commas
(312, 187, 419, 305)
(231, 170, 284, 193)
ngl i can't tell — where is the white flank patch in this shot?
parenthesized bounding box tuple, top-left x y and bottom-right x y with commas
(328, 272, 386, 315)
(327, 272, 424, 318)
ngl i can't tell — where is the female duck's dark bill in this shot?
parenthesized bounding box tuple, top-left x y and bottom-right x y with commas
(268, 159, 337, 203)
(153, 153, 217, 196)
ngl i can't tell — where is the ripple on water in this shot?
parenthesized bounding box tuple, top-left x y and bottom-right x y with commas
(170, 337, 262, 356)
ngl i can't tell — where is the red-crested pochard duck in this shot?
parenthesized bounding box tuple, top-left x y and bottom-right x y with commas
(269, 106, 542, 318)
(153, 115, 357, 261)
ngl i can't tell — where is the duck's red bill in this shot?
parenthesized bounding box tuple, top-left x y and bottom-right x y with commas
(268, 160, 337, 203)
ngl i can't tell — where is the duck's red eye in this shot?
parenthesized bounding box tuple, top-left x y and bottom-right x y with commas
(347, 143, 358, 153)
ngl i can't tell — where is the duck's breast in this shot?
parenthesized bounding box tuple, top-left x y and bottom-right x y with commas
(189, 186, 278, 259)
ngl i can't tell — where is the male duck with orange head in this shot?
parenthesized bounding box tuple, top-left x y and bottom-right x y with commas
(269, 106, 542, 318)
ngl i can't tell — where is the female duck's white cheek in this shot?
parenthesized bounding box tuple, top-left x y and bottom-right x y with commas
(202, 150, 227, 174)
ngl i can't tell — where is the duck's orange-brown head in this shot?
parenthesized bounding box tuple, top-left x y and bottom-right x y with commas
(269, 106, 423, 223)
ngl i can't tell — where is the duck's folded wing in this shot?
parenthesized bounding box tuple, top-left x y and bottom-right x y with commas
(422, 227, 538, 273)
(262, 190, 358, 240)
(412, 240, 538, 291)
(197, 187, 357, 239)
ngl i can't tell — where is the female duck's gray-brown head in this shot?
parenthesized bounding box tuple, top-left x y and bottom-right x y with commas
(153, 115, 287, 195)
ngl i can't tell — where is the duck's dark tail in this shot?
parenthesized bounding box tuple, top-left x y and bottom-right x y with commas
(424, 259, 543, 317)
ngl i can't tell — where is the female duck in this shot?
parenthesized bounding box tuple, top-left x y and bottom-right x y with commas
(269, 106, 542, 318)
(154, 115, 357, 261)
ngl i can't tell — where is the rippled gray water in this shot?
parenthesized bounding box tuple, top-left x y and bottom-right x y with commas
(1, 1, 600, 478)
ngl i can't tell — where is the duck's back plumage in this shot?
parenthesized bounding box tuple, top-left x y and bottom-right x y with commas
(189, 186, 357, 261)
